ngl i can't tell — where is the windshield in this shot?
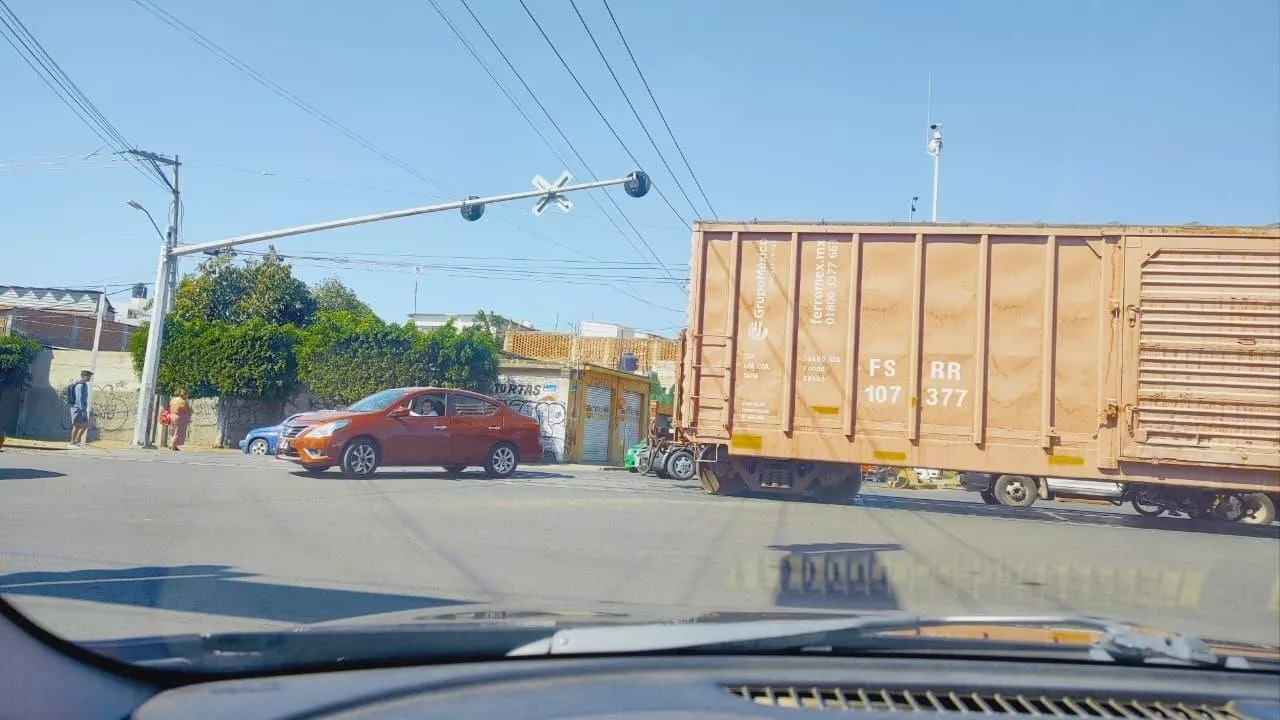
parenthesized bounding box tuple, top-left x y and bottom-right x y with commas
(346, 389, 412, 413)
(0, 0, 1276, 678)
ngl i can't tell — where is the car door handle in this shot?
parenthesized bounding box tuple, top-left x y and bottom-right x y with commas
(433, 425, 447, 430)
(488, 426, 501, 431)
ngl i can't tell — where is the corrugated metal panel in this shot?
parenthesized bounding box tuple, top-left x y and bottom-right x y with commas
(581, 385, 613, 465)
(1120, 235, 1280, 470)
(620, 390, 643, 450)
(679, 222, 1280, 493)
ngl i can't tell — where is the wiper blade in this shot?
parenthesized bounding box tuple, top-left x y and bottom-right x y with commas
(508, 615, 1236, 668)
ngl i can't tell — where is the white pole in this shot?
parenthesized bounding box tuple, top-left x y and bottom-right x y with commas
(87, 284, 105, 415)
(132, 241, 173, 447)
(927, 124, 943, 223)
(931, 151, 940, 223)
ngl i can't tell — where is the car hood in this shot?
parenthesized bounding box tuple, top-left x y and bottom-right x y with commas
(297, 603, 1280, 659)
(289, 410, 357, 425)
(247, 423, 284, 435)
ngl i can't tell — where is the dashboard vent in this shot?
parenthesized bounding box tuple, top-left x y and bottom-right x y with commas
(725, 686, 1245, 719)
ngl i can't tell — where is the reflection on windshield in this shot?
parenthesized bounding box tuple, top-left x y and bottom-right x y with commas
(347, 389, 411, 413)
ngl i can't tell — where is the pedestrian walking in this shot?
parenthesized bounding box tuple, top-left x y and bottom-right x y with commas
(65, 370, 93, 448)
(168, 389, 193, 451)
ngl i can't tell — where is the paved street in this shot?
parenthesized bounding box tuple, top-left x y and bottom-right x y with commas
(1, 447, 1277, 650)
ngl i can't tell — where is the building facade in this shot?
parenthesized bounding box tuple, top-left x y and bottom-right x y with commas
(494, 358, 650, 465)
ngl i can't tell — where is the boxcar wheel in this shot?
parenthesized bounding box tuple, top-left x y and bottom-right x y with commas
(994, 475, 1037, 507)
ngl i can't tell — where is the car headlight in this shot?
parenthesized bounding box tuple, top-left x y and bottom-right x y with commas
(306, 419, 350, 438)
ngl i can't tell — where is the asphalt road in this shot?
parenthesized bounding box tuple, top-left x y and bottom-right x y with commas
(1, 447, 1277, 652)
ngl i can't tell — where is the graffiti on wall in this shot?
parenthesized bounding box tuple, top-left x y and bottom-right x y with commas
(492, 376, 566, 461)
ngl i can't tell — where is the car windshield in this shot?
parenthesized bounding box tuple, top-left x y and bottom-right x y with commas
(346, 389, 411, 413)
(0, 0, 1276, 680)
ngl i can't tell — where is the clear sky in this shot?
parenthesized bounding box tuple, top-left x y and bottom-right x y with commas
(3, 0, 1278, 334)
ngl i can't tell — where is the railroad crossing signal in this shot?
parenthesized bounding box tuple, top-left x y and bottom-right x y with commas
(532, 171, 574, 216)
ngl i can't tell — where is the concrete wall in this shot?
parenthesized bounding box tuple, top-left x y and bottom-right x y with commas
(492, 362, 571, 462)
(17, 348, 142, 443)
(14, 347, 324, 447)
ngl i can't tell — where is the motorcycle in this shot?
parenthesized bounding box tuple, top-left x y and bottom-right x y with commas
(1124, 485, 1246, 522)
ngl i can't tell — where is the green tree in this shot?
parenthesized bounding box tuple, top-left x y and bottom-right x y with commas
(128, 317, 217, 398)
(0, 335, 42, 395)
(205, 320, 300, 401)
(649, 372, 674, 405)
(297, 313, 500, 407)
(0, 335, 41, 441)
(174, 252, 316, 326)
(312, 277, 375, 317)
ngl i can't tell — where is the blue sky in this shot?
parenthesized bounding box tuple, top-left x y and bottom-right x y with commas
(3, 0, 1277, 334)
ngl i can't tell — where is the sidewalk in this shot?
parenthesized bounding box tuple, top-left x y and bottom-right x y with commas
(0, 437, 237, 453)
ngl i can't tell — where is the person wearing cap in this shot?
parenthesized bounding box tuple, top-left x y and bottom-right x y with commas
(67, 370, 93, 448)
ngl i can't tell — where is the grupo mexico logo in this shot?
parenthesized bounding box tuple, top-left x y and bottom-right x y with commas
(748, 241, 771, 341)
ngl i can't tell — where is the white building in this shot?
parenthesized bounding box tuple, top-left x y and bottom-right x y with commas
(578, 320, 659, 340)
(409, 313, 535, 332)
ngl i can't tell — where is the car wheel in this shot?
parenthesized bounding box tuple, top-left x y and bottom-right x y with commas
(484, 443, 519, 479)
(247, 438, 270, 456)
(443, 465, 467, 475)
(340, 439, 380, 478)
(994, 475, 1037, 507)
(979, 490, 999, 505)
(665, 449, 697, 482)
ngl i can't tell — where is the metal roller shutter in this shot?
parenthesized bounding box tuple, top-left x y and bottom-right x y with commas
(620, 390, 643, 451)
(581, 385, 613, 465)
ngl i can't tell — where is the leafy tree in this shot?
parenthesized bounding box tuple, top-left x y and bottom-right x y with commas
(312, 277, 375, 317)
(128, 317, 217, 398)
(174, 252, 315, 327)
(649, 372, 674, 406)
(297, 313, 500, 407)
(205, 320, 300, 401)
(0, 335, 40, 439)
(0, 335, 42, 395)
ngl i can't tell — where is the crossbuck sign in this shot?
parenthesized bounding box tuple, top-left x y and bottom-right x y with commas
(531, 171, 574, 216)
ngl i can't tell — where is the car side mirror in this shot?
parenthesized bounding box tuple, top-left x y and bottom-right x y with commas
(388, 406, 410, 418)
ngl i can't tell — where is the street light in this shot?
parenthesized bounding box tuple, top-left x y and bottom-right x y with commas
(130, 170, 650, 447)
(126, 200, 167, 244)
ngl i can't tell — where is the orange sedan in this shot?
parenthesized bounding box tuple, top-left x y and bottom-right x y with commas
(278, 387, 542, 479)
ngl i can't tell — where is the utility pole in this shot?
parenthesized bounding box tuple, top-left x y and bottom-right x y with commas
(125, 149, 180, 446)
(87, 284, 105, 416)
(927, 124, 943, 222)
(129, 170, 652, 447)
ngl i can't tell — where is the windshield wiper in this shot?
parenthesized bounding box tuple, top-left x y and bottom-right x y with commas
(508, 614, 1242, 669)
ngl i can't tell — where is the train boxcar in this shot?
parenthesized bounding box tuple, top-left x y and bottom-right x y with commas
(647, 222, 1279, 520)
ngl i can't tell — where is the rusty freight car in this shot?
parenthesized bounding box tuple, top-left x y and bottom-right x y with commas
(642, 222, 1279, 521)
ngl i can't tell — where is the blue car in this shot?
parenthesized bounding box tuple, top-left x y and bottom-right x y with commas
(238, 414, 300, 456)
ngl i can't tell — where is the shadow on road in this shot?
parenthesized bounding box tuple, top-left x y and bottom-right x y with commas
(854, 493, 1280, 540)
(0, 565, 467, 624)
(766, 542, 906, 612)
(0, 468, 66, 481)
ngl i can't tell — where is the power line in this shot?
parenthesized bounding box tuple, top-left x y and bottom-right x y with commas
(132, 0, 676, 292)
(600, 0, 717, 218)
(0, 1, 167, 189)
(517, 0, 691, 231)
(448, 0, 686, 291)
(567, 0, 702, 220)
(130, 0, 451, 195)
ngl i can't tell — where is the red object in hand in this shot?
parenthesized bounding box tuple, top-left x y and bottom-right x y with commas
(159, 409, 172, 426)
